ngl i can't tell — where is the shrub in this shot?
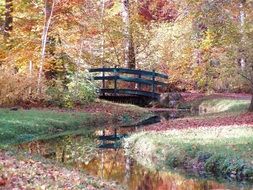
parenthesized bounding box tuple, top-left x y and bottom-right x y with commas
(0, 67, 44, 106)
(46, 79, 66, 107)
(204, 154, 226, 173)
(46, 70, 98, 107)
(65, 71, 98, 105)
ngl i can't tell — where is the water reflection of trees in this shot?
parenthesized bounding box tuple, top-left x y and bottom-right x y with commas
(19, 135, 97, 164)
(78, 149, 229, 190)
(131, 170, 228, 190)
(80, 149, 128, 182)
(19, 136, 236, 190)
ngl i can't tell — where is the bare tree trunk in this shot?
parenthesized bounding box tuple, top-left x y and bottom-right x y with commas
(238, 0, 246, 70)
(4, 0, 13, 39)
(37, 0, 55, 93)
(100, 0, 105, 66)
(249, 86, 253, 112)
(28, 60, 33, 95)
(194, 48, 202, 65)
(77, 38, 84, 70)
(121, 0, 135, 69)
(249, 95, 253, 112)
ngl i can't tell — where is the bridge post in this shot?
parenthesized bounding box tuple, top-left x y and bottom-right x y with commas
(138, 70, 142, 91)
(102, 66, 105, 96)
(152, 69, 156, 99)
(114, 66, 117, 96)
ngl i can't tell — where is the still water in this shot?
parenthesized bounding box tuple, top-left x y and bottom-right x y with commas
(19, 132, 253, 190)
(16, 106, 252, 190)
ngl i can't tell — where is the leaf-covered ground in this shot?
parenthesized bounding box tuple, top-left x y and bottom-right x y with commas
(181, 92, 252, 102)
(0, 150, 123, 190)
(145, 112, 253, 131)
(0, 101, 149, 190)
(147, 93, 253, 131)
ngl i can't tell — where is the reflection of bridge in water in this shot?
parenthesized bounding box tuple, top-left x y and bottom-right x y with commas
(96, 115, 161, 149)
(96, 110, 194, 149)
(89, 67, 168, 106)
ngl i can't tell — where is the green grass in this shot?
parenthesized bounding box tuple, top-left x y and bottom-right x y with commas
(125, 126, 253, 180)
(0, 102, 151, 148)
(125, 96, 253, 180)
(0, 109, 96, 147)
(179, 96, 250, 115)
(199, 99, 250, 113)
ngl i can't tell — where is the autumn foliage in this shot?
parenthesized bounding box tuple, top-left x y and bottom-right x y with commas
(0, 0, 252, 108)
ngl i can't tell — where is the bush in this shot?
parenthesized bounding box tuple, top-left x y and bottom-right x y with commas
(204, 154, 226, 173)
(65, 71, 98, 105)
(46, 71, 98, 107)
(0, 67, 44, 106)
(46, 79, 66, 107)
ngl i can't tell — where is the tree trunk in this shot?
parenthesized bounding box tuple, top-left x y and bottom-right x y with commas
(238, 0, 246, 70)
(28, 60, 33, 95)
(249, 96, 253, 112)
(121, 0, 135, 69)
(37, 0, 55, 93)
(100, 0, 105, 66)
(249, 89, 253, 112)
(4, 0, 13, 39)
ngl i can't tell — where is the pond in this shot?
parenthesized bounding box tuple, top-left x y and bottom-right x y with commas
(18, 111, 253, 190)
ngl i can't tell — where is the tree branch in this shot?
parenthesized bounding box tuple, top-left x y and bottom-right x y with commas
(238, 72, 253, 86)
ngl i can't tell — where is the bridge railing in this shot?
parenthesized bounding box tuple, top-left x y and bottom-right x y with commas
(89, 67, 168, 99)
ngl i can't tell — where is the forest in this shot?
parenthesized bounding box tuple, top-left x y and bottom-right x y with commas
(0, 0, 253, 189)
(0, 0, 253, 109)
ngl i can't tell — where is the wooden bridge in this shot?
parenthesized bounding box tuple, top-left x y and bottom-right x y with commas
(89, 67, 168, 105)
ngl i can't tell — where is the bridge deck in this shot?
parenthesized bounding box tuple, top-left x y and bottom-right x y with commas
(89, 67, 168, 104)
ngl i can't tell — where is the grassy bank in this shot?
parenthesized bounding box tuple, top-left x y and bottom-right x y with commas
(198, 98, 250, 114)
(125, 126, 253, 180)
(0, 109, 92, 147)
(0, 101, 151, 147)
(125, 96, 253, 181)
(0, 101, 149, 189)
(179, 95, 250, 114)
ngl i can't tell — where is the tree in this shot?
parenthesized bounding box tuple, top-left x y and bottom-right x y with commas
(3, 0, 12, 39)
(121, 0, 135, 69)
(37, 0, 55, 93)
(233, 0, 253, 111)
(249, 96, 253, 111)
(100, 0, 105, 66)
(238, 0, 246, 70)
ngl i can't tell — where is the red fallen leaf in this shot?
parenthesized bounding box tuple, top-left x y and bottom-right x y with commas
(0, 178, 7, 186)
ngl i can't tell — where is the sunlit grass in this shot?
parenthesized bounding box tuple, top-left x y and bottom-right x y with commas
(199, 99, 250, 113)
(126, 125, 253, 178)
(0, 109, 94, 147)
(0, 102, 150, 148)
(179, 95, 250, 113)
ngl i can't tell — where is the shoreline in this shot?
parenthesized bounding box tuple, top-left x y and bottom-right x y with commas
(0, 101, 150, 189)
(124, 95, 253, 182)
